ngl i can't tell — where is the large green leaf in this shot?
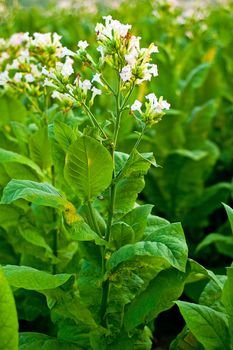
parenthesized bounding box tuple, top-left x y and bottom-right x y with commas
(106, 234, 187, 273)
(176, 301, 230, 350)
(0, 267, 18, 350)
(0, 148, 43, 178)
(0, 204, 19, 228)
(110, 222, 135, 249)
(3, 265, 72, 290)
(1, 179, 67, 209)
(64, 136, 113, 202)
(222, 265, 233, 344)
(124, 268, 186, 330)
(145, 222, 188, 272)
(19, 333, 81, 350)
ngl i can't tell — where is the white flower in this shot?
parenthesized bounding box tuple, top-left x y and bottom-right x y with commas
(0, 71, 9, 86)
(92, 73, 103, 86)
(25, 73, 35, 83)
(96, 16, 131, 41)
(44, 78, 57, 88)
(120, 65, 132, 82)
(131, 100, 142, 112)
(78, 40, 89, 50)
(61, 57, 74, 78)
(82, 79, 92, 93)
(125, 52, 137, 65)
(13, 72, 22, 82)
(91, 86, 102, 100)
(97, 46, 105, 61)
(32, 33, 52, 47)
(8, 32, 29, 46)
(19, 48, 29, 58)
(147, 64, 158, 77)
(51, 91, 61, 99)
(145, 93, 158, 105)
(146, 93, 170, 112)
(59, 47, 75, 58)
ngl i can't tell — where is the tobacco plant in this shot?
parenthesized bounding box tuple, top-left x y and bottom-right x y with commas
(0, 16, 224, 349)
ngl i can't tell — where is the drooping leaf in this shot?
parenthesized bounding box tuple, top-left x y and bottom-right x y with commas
(0, 148, 43, 178)
(199, 275, 226, 312)
(170, 326, 204, 350)
(124, 268, 186, 330)
(176, 301, 230, 350)
(3, 265, 72, 290)
(64, 136, 113, 202)
(1, 179, 67, 209)
(0, 267, 18, 350)
(196, 234, 233, 258)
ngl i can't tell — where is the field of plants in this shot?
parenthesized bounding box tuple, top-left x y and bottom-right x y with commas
(0, 0, 233, 349)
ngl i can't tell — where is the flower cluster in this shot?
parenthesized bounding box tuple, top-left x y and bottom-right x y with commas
(95, 15, 159, 86)
(131, 93, 170, 126)
(0, 16, 170, 124)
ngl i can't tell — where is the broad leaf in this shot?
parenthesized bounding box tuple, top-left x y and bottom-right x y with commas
(223, 203, 233, 233)
(53, 121, 77, 152)
(3, 265, 72, 290)
(0, 148, 43, 178)
(29, 126, 52, 170)
(124, 268, 186, 330)
(1, 179, 67, 209)
(176, 301, 230, 350)
(64, 136, 113, 202)
(0, 267, 18, 350)
(110, 222, 135, 249)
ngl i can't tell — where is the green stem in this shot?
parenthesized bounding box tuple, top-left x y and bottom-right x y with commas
(82, 103, 107, 139)
(51, 165, 58, 274)
(87, 200, 101, 236)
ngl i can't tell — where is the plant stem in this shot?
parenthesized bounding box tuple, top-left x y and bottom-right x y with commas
(82, 102, 108, 139)
(51, 165, 58, 274)
(87, 200, 101, 236)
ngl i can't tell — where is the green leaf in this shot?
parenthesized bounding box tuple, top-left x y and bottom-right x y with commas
(53, 121, 77, 152)
(19, 333, 81, 350)
(170, 326, 204, 350)
(29, 126, 52, 170)
(181, 63, 211, 92)
(0, 267, 18, 350)
(176, 301, 230, 350)
(124, 268, 186, 330)
(0, 204, 19, 228)
(222, 266, 233, 344)
(1, 179, 67, 209)
(107, 234, 187, 274)
(199, 275, 226, 312)
(64, 136, 113, 202)
(0, 95, 27, 125)
(3, 265, 72, 290)
(186, 259, 221, 287)
(0, 148, 43, 178)
(115, 150, 156, 181)
(196, 234, 233, 258)
(70, 221, 106, 246)
(145, 222, 188, 272)
(122, 204, 153, 241)
(110, 222, 135, 249)
(223, 203, 233, 233)
(18, 224, 53, 256)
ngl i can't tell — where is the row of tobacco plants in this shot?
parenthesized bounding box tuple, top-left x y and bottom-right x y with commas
(0, 2, 232, 350)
